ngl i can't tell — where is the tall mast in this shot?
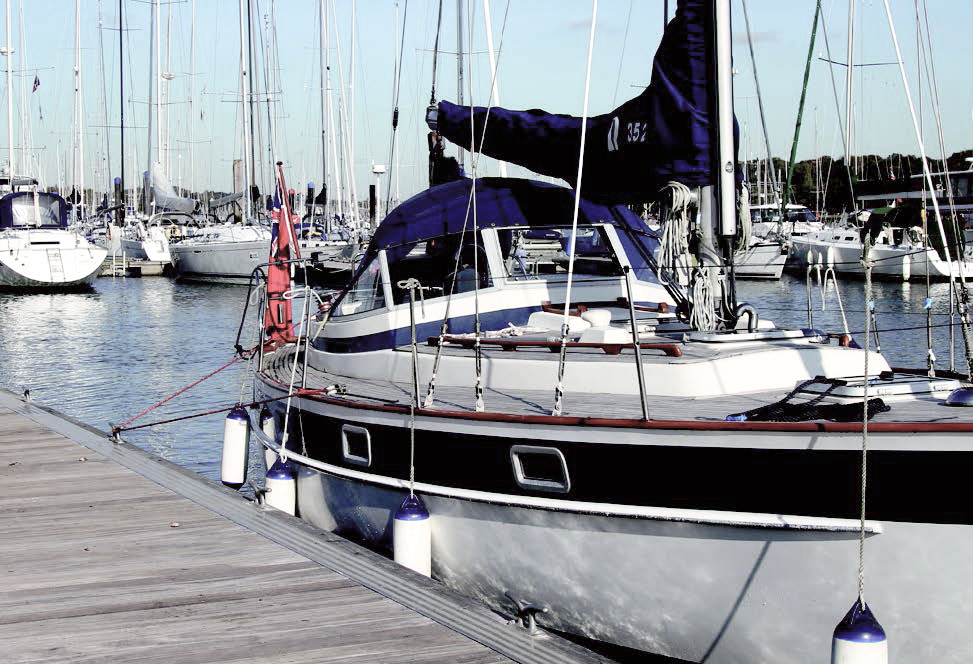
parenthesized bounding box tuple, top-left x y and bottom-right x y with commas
(6, 0, 14, 177)
(97, 0, 110, 193)
(145, 0, 154, 213)
(482, 0, 505, 178)
(326, 0, 341, 221)
(454, 0, 464, 168)
(118, 0, 124, 199)
(75, 0, 84, 214)
(155, 0, 162, 172)
(188, 0, 195, 195)
(238, 0, 253, 218)
(246, 0, 260, 203)
(843, 0, 855, 182)
(318, 0, 327, 208)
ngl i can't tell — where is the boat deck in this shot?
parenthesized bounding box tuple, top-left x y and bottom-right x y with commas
(263, 344, 973, 427)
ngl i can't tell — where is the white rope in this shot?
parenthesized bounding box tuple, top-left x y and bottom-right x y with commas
(689, 266, 716, 331)
(424, 4, 510, 410)
(658, 181, 693, 274)
(552, 0, 597, 417)
(736, 183, 752, 251)
(857, 239, 874, 606)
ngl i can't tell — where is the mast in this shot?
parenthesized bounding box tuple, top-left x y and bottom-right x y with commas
(481, 0, 505, 178)
(145, 0, 155, 214)
(238, 0, 253, 219)
(155, 0, 162, 173)
(246, 0, 259, 208)
(349, 0, 355, 216)
(189, 0, 195, 197)
(843, 0, 855, 200)
(6, 0, 13, 177)
(454, 0, 464, 168)
(318, 0, 327, 210)
(118, 0, 124, 204)
(97, 0, 110, 195)
(326, 0, 341, 222)
(75, 0, 84, 217)
(782, 1, 821, 215)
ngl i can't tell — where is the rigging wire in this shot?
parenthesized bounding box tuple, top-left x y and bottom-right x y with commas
(385, 0, 409, 216)
(429, 0, 444, 105)
(881, 0, 973, 377)
(422, 0, 511, 410)
(552, 0, 598, 417)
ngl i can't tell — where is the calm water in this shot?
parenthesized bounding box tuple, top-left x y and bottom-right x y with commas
(0, 272, 968, 482)
(0, 276, 259, 481)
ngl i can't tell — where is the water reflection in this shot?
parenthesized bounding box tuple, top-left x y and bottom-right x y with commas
(0, 277, 258, 481)
(737, 274, 969, 371)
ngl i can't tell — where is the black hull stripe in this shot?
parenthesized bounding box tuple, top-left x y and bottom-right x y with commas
(268, 398, 973, 526)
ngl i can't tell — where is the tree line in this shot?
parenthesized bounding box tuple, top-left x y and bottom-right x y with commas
(744, 149, 973, 213)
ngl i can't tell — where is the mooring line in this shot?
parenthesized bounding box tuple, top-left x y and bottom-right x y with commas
(112, 388, 325, 436)
(115, 346, 259, 431)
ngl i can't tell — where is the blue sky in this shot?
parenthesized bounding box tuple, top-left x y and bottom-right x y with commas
(8, 0, 973, 202)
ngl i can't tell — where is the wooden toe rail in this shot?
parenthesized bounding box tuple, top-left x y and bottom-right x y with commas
(427, 335, 682, 357)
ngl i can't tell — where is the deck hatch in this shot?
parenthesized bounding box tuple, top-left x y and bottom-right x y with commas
(510, 445, 570, 493)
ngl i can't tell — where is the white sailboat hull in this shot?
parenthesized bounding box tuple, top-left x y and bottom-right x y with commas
(0, 229, 107, 288)
(733, 241, 787, 279)
(790, 234, 973, 281)
(276, 410, 972, 664)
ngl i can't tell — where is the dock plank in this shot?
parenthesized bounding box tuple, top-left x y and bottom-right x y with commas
(0, 391, 611, 664)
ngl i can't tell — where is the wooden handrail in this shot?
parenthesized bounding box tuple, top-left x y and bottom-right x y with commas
(428, 335, 682, 357)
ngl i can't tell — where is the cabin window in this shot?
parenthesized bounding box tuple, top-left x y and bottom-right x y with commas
(7, 194, 63, 228)
(504, 225, 622, 280)
(341, 425, 371, 466)
(510, 445, 571, 493)
(387, 235, 493, 304)
(335, 257, 386, 316)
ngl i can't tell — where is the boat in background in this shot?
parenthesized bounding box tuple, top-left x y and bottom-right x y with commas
(749, 202, 824, 239)
(732, 203, 824, 280)
(788, 201, 973, 281)
(169, 220, 271, 284)
(0, 180, 108, 289)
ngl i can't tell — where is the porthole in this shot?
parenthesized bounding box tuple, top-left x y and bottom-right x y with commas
(510, 445, 570, 493)
(341, 424, 371, 467)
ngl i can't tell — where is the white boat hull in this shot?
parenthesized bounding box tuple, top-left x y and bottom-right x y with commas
(170, 238, 267, 284)
(290, 457, 970, 664)
(0, 229, 108, 288)
(733, 241, 786, 279)
(790, 235, 973, 281)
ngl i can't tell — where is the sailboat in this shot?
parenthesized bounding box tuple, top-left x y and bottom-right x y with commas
(238, 1, 973, 661)
(0, 178, 108, 289)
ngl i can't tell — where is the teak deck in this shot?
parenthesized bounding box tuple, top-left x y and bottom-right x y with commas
(0, 389, 611, 664)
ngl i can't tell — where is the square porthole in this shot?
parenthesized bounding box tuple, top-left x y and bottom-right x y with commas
(341, 425, 371, 466)
(510, 445, 570, 493)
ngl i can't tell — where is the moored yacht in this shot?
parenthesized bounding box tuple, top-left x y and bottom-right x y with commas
(0, 182, 108, 290)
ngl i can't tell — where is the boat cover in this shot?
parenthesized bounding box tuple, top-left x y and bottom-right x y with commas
(0, 191, 68, 229)
(360, 177, 660, 280)
(433, 0, 734, 204)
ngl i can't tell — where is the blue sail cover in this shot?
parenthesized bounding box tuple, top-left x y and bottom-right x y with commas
(434, 0, 729, 203)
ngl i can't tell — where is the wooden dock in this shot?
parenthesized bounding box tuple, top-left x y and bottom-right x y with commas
(0, 389, 613, 663)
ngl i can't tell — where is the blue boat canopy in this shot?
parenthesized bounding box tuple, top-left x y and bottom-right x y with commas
(360, 177, 660, 279)
(0, 191, 68, 229)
